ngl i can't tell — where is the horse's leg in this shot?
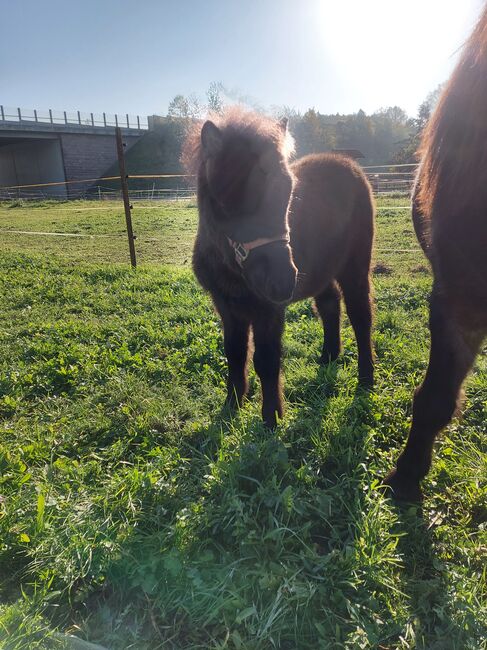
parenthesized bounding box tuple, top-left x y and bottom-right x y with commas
(218, 303, 250, 409)
(252, 307, 285, 429)
(338, 270, 374, 387)
(385, 288, 483, 501)
(314, 281, 341, 364)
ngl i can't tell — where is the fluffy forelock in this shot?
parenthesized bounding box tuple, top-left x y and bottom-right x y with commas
(181, 106, 295, 176)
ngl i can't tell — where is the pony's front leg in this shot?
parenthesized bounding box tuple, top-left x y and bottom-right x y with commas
(252, 307, 285, 429)
(220, 306, 250, 410)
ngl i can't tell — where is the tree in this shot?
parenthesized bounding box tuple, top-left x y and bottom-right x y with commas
(292, 109, 336, 157)
(206, 82, 225, 114)
(392, 85, 444, 164)
(167, 93, 202, 120)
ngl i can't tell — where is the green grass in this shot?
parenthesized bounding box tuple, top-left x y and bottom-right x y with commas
(0, 198, 485, 649)
(0, 200, 197, 266)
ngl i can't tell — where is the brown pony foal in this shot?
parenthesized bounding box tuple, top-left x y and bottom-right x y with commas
(386, 6, 487, 501)
(189, 109, 375, 428)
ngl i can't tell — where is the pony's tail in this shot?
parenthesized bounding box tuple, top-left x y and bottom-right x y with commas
(411, 173, 431, 258)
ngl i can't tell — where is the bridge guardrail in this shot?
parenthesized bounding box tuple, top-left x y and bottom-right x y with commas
(0, 105, 148, 130)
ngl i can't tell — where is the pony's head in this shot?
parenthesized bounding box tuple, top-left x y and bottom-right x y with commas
(194, 108, 297, 304)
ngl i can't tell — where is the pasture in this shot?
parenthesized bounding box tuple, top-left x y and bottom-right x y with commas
(0, 198, 485, 649)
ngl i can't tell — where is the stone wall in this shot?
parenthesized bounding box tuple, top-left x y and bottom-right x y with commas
(59, 132, 140, 197)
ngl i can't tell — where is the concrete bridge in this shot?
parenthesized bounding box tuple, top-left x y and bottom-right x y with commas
(0, 106, 148, 197)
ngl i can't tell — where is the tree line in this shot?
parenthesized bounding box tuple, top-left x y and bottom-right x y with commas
(164, 82, 442, 166)
(114, 82, 441, 186)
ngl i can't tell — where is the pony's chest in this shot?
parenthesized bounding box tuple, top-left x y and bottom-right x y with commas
(194, 243, 250, 301)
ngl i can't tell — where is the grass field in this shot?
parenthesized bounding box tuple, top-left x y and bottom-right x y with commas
(0, 198, 485, 649)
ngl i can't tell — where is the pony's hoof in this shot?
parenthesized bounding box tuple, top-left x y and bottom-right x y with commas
(263, 414, 278, 430)
(318, 353, 338, 366)
(224, 391, 246, 411)
(221, 396, 243, 419)
(358, 373, 374, 390)
(382, 469, 423, 503)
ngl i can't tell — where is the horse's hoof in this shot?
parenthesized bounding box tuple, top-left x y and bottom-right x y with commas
(318, 353, 338, 366)
(224, 392, 246, 411)
(263, 415, 278, 430)
(382, 468, 423, 503)
(358, 374, 374, 390)
(222, 400, 237, 415)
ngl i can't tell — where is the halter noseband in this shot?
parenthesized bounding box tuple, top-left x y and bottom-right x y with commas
(227, 233, 290, 267)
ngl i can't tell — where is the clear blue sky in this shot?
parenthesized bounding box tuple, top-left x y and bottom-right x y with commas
(1, 0, 484, 119)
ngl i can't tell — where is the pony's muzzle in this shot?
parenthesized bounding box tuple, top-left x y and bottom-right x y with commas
(245, 241, 297, 304)
(266, 266, 297, 304)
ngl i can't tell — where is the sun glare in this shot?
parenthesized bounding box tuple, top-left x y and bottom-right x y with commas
(312, 0, 481, 113)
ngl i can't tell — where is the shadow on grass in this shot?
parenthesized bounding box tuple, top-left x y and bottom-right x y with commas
(391, 503, 484, 649)
(58, 365, 380, 648)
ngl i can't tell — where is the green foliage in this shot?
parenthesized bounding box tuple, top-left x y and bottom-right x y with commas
(0, 199, 485, 648)
(392, 85, 444, 165)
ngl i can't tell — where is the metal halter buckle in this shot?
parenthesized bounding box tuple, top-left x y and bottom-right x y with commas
(233, 242, 249, 266)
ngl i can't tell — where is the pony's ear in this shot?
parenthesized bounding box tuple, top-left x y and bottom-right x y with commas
(278, 117, 288, 133)
(201, 120, 222, 157)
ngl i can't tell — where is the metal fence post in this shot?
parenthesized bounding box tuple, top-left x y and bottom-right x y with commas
(0, 106, 4, 121)
(115, 127, 137, 268)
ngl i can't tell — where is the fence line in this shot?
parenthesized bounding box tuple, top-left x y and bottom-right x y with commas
(0, 229, 422, 252)
(0, 202, 412, 213)
(0, 173, 194, 192)
(0, 178, 414, 200)
(362, 162, 417, 169)
(0, 125, 417, 265)
(0, 170, 413, 192)
(0, 229, 118, 238)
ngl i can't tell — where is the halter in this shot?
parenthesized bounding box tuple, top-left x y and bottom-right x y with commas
(227, 233, 290, 267)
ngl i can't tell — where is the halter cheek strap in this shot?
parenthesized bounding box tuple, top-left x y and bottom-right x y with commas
(227, 233, 290, 267)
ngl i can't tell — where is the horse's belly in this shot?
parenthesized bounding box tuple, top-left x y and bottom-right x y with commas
(290, 270, 335, 302)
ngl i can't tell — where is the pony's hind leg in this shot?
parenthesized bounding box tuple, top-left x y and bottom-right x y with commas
(314, 281, 341, 364)
(385, 288, 483, 501)
(338, 270, 374, 387)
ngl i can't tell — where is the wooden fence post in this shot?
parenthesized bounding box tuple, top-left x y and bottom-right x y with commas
(115, 127, 137, 268)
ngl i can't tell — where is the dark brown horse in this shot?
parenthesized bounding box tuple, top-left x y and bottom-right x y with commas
(386, 6, 487, 501)
(186, 108, 375, 428)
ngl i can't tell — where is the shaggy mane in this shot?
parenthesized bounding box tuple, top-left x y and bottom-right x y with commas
(181, 106, 295, 176)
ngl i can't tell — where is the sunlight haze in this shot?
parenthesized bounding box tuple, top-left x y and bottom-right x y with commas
(1, 0, 484, 117)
